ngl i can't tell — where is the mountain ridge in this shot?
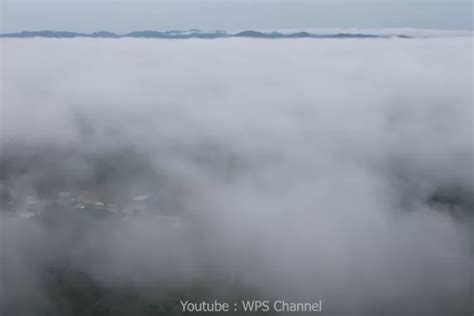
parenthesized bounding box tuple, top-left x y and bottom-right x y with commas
(0, 30, 410, 39)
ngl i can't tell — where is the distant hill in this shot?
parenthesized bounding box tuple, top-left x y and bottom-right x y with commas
(0, 30, 410, 39)
(1, 31, 86, 38)
(90, 31, 120, 38)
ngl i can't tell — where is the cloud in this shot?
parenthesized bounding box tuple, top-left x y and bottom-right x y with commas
(0, 38, 472, 314)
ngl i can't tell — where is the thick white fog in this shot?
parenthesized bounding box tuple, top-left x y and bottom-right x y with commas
(0, 38, 473, 315)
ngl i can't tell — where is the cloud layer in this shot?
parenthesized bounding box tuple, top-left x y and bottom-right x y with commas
(1, 38, 473, 314)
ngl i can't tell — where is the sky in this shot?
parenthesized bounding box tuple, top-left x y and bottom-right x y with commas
(1, 0, 472, 33)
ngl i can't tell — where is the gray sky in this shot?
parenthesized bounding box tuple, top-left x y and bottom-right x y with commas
(1, 0, 473, 33)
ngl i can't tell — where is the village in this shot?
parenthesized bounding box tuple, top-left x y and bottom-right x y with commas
(0, 189, 183, 228)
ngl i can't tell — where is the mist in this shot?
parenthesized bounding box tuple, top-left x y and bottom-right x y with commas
(0, 38, 472, 315)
